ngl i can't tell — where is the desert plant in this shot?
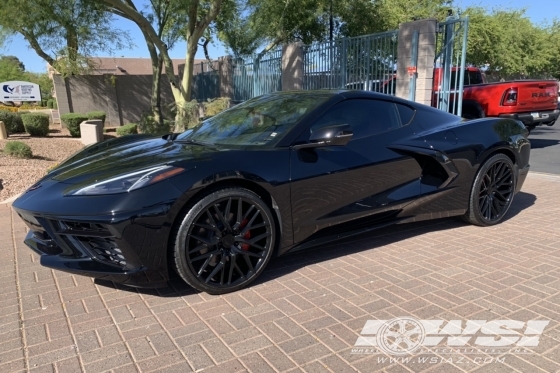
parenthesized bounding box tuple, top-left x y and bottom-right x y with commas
(116, 123, 138, 136)
(61, 113, 89, 137)
(87, 111, 106, 125)
(3, 141, 33, 158)
(137, 114, 171, 135)
(165, 100, 199, 131)
(203, 97, 230, 118)
(21, 113, 50, 136)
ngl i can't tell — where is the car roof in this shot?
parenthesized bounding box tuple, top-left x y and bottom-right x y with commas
(263, 89, 422, 109)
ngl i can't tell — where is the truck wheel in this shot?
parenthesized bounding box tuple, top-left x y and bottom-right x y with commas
(462, 109, 479, 120)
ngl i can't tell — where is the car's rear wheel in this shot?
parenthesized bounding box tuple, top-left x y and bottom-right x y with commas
(173, 188, 276, 294)
(463, 154, 516, 226)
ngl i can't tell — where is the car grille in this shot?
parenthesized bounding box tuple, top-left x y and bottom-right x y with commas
(75, 236, 127, 267)
(56, 221, 127, 269)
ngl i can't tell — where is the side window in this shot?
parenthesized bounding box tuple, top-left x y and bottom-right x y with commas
(396, 103, 415, 126)
(310, 99, 401, 139)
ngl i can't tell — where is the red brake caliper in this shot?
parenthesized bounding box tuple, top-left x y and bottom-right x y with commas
(238, 218, 251, 251)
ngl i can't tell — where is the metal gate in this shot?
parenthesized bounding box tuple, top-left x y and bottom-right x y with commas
(303, 31, 399, 95)
(232, 49, 282, 102)
(192, 60, 220, 102)
(434, 15, 469, 116)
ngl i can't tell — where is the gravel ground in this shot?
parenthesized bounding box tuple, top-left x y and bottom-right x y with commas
(0, 126, 84, 202)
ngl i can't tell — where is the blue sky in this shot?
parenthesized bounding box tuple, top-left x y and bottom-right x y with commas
(1, 0, 557, 72)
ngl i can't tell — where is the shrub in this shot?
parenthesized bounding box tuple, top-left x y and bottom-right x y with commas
(0, 105, 19, 113)
(47, 99, 54, 109)
(87, 111, 106, 125)
(3, 141, 33, 158)
(0, 111, 17, 134)
(164, 100, 200, 132)
(116, 123, 138, 136)
(52, 100, 58, 109)
(203, 97, 230, 118)
(61, 113, 88, 137)
(21, 113, 50, 136)
(137, 114, 171, 135)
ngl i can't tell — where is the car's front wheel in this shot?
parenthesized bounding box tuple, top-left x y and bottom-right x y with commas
(173, 188, 276, 294)
(463, 154, 516, 226)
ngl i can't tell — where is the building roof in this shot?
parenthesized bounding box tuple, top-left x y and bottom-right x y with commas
(89, 57, 207, 75)
(47, 56, 215, 77)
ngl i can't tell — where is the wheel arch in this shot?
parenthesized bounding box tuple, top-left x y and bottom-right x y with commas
(165, 177, 284, 276)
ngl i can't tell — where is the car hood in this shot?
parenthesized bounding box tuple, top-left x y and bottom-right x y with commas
(47, 135, 217, 185)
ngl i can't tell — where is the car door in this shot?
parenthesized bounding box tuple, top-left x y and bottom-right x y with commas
(289, 98, 423, 244)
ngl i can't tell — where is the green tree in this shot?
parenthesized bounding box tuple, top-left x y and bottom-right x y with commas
(0, 0, 132, 76)
(219, 0, 453, 56)
(102, 0, 226, 131)
(0, 55, 26, 82)
(0, 56, 53, 102)
(462, 7, 554, 78)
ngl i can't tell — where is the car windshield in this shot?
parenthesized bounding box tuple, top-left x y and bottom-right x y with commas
(175, 92, 333, 146)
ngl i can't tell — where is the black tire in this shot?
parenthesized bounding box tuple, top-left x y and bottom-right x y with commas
(462, 109, 479, 120)
(173, 188, 276, 294)
(463, 154, 516, 226)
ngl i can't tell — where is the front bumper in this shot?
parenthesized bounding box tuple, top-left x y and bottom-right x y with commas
(499, 109, 559, 127)
(15, 210, 171, 288)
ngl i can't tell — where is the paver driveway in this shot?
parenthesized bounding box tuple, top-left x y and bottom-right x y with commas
(1, 172, 560, 373)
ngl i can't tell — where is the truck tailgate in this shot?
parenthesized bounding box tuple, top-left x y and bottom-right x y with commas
(518, 81, 558, 111)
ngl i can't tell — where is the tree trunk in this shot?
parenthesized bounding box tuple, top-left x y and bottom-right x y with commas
(143, 30, 164, 126)
(173, 39, 198, 132)
(153, 55, 164, 126)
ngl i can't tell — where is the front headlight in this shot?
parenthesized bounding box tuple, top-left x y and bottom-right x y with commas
(68, 165, 185, 196)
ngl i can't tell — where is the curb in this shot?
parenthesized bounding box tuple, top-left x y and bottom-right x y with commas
(0, 193, 22, 205)
(528, 171, 560, 179)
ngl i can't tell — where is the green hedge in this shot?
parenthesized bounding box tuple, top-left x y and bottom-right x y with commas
(0, 111, 27, 134)
(116, 123, 138, 136)
(4, 141, 32, 158)
(87, 111, 106, 125)
(61, 113, 89, 137)
(46, 99, 54, 109)
(21, 113, 50, 136)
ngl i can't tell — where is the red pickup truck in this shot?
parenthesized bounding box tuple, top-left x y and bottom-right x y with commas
(375, 67, 559, 132)
(432, 67, 559, 132)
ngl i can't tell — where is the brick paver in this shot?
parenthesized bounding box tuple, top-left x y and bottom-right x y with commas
(1, 172, 560, 372)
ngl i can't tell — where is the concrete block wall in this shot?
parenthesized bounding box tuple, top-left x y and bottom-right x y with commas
(282, 43, 304, 91)
(396, 19, 437, 106)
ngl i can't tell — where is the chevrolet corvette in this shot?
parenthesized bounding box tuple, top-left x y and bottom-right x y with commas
(12, 90, 531, 294)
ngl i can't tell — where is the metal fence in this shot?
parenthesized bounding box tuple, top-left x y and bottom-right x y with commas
(303, 31, 399, 95)
(232, 49, 282, 102)
(433, 16, 469, 116)
(192, 60, 220, 102)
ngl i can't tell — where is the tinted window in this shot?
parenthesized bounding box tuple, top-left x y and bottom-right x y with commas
(449, 70, 483, 88)
(396, 103, 415, 125)
(311, 99, 401, 139)
(468, 71, 484, 85)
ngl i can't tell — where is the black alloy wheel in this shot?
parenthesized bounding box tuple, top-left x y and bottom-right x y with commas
(173, 188, 276, 294)
(463, 153, 516, 226)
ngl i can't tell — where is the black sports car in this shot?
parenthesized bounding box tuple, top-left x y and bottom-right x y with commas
(13, 90, 531, 294)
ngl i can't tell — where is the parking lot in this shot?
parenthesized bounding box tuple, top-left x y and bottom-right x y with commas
(529, 118, 560, 174)
(2, 121, 560, 373)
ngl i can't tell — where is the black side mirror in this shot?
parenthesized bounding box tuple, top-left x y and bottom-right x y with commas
(293, 124, 353, 149)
